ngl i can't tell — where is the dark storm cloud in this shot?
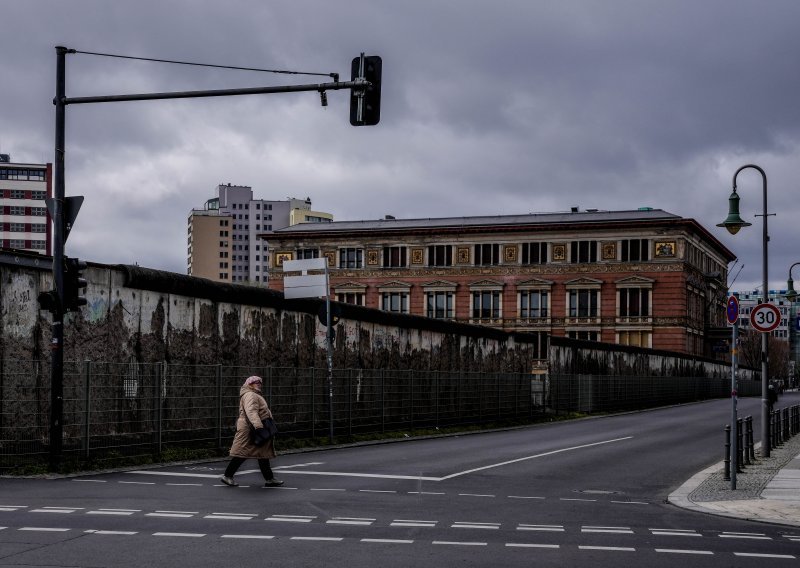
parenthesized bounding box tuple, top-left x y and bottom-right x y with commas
(2, 0, 799, 293)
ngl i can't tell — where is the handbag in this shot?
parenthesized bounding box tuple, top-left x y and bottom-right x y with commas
(251, 418, 279, 446)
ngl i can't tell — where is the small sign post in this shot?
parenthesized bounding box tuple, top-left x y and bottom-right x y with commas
(283, 257, 335, 441)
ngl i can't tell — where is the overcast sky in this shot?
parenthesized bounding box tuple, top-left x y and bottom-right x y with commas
(2, 1, 799, 293)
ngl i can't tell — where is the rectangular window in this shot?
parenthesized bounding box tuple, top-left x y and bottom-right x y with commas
(570, 240, 597, 263)
(619, 288, 650, 317)
(521, 242, 548, 264)
(427, 245, 453, 267)
(568, 330, 599, 341)
(10, 190, 25, 199)
(297, 248, 319, 259)
(31, 224, 46, 233)
(383, 246, 407, 268)
(426, 292, 454, 319)
(621, 239, 650, 261)
(381, 292, 408, 313)
(618, 330, 651, 347)
(337, 292, 365, 306)
(9, 223, 25, 232)
(472, 290, 501, 318)
(519, 290, 549, 318)
(339, 248, 363, 269)
(10, 206, 25, 215)
(568, 290, 599, 317)
(474, 243, 501, 266)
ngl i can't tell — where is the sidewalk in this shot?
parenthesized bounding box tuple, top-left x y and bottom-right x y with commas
(669, 431, 800, 527)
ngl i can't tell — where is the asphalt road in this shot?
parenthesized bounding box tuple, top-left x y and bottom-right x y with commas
(2, 395, 799, 567)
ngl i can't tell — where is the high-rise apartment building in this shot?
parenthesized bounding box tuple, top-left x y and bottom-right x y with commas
(187, 183, 332, 284)
(0, 154, 52, 255)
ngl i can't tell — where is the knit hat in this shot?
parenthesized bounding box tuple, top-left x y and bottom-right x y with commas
(244, 375, 263, 387)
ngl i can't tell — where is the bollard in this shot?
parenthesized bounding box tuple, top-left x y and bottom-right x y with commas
(747, 416, 755, 462)
(723, 424, 731, 481)
(743, 416, 752, 465)
(736, 418, 744, 473)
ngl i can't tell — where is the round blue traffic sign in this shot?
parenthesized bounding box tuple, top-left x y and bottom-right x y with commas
(726, 296, 739, 325)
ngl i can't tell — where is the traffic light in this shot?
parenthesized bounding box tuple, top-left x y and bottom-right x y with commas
(63, 256, 88, 312)
(350, 54, 382, 126)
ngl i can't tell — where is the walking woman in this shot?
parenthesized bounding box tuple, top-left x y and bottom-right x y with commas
(221, 375, 284, 487)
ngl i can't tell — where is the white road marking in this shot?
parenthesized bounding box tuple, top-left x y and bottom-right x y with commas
(87, 510, 138, 516)
(611, 500, 649, 505)
(0, 506, 27, 510)
(408, 491, 445, 495)
(517, 524, 564, 532)
(327, 517, 375, 526)
(458, 493, 495, 498)
(166, 483, 203, 487)
(391, 519, 437, 527)
(19, 527, 70, 532)
(85, 530, 138, 535)
(361, 539, 413, 544)
(433, 541, 487, 546)
(578, 546, 636, 552)
(720, 532, 771, 540)
(508, 495, 545, 500)
(438, 436, 633, 480)
(310, 488, 346, 492)
(734, 553, 795, 559)
(274, 462, 325, 469)
(72, 479, 106, 483)
(655, 549, 713, 555)
(221, 535, 275, 539)
(650, 529, 701, 537)
(266, 515, 316, 523)
(561, 498, 596, 502)
(146, 511, 196, 518)
(506, 543, 560, 548)
(31, 508, 79, 514)
(359, 490, 396, 494)
(452, 522, 500, 530)
(153, 532, 205, 537)
(119, 481, 154, 485)
(204, 514, 256, 520)
(291, 536, 343, 541)
(581, 526, 634, 534)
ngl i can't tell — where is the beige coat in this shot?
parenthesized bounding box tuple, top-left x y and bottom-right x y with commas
(228, 385, 276, 459)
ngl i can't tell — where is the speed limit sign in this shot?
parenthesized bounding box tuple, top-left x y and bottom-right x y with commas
(750, 303, 781, 332)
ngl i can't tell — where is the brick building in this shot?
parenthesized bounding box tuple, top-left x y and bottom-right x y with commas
(263, 208, 735, 358)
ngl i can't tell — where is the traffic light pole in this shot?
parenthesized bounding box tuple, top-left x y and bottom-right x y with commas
(47, 46, 377, 470)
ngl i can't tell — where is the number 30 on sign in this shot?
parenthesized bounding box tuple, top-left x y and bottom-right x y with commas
(750, 303, 781, 333)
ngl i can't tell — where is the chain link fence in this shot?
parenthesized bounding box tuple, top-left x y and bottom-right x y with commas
(0, 360, 756, 472)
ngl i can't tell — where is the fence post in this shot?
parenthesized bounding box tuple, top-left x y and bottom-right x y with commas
(215, 364, 222, 451)
(311, 367, 316, 439)
(409, 369, 414, 433)
(156, 362, 164, 456)
(736, 418, 744, 473)
(348, 369, 353, 439)
(723, 424, 731, 482)
(743, 416, 752, 465)
(83, 360, 91, 459)
(380, 369, 385, 435)
(435, 371, 439, 429)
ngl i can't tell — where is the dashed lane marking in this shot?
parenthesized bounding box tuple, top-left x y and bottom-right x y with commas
(433, 541, 487, 546)
(31, 507, 82, 514)
(720, 532, 771, 540)
(506, 543, 560, 549)
(734, 553, 796, 559)
(655, 549, 714, 555)
(581, 526, 634, 534)
(452, 522, 501, 530)
(19, 527, 70, 532)
(290, 536, 343, 542)
(153, 532, 205, 537)
(578, 546, 636, 552)
(85, 530, 138, 535)
(458, 493, 495, 498)
(391, 519, 437, 528)
(517, 524, 564, 532)
(327, 517, 375, 526)
(204, 513, 256, 520)
(361, 538, 414, 544)
(87, 509, 139, 516)
(221, 534, 275, 539)
(266, 515, 316, 523)
(650, 529, 701, 537)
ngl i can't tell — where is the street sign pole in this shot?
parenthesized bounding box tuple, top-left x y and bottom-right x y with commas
(730, 317, 739, 490)
(727, 294, 739, 490)
(325, 262, 334, 442)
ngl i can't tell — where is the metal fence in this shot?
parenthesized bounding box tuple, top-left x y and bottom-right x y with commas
(0, 360, 756, 472)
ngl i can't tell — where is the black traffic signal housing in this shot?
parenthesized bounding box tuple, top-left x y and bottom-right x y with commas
(350, 55, 382, 126)
(37, 289, 60, 313)
(63, 256, 88, 312)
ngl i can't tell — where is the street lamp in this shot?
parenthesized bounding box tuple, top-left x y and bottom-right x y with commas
(787, 263, 799, 389)
(717, 164, 772, 457)
(787, 262, 799, 302)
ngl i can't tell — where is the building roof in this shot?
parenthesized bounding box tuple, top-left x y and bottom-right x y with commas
(272, 208, 679, 235)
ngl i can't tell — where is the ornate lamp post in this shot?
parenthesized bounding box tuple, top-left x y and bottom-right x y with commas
(717, 164, 772, 457)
